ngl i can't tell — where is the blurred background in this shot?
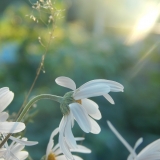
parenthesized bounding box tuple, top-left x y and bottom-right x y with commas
(0, 0, 160, 159)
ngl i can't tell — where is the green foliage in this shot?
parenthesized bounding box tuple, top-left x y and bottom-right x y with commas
(0, 1, 160, 160)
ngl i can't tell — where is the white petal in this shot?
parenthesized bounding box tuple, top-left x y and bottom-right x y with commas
(107, 121, 137, 157)
(54, 137, 87, 156)
(52, 143, 59, 152)
(138, 153, 160, 160)
(137, 139, 160, 159)
(54, 148, 62, 156)
(73, 155, 83, 160)
(71, 145, 91, 153)
(65, 114, 77, 149)
(46, 128, 59, 158)
(0, 122, 25, 133)
(8, 151, 19, 160)
(103, 94, 115, 104)
(55, 77, 76, 90)
(56, 155, 83, 160)
(0, 88, 14, 113)
(0, 112, 9, 122)
(15, 151, 28, 160)
(127, 138, 143, 160)
(11, 144, 25, 154)
(81, 99, 101, 120)
(50, 128, 59, 140)
(56, 155, 68, 160)
(9, 136, 38, 146)
(75, 137, 85, 141)
(0, 148, 6, 156)
(74, 84, 110, 100)
(78, 79, 124, 92)
(134, 138, 143, 150)
(69, 103, 91, 133)
(70, 111, 74, 128)
(59, 116, 74, 160)
(89, 117, 101, 134)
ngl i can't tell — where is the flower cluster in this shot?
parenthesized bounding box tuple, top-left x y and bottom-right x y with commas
(1, 76, 159, 160)
(0, 87, 37, 159)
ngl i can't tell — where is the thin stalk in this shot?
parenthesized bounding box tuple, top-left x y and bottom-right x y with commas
(16, 32, 53, 119)
(16, 94, 62, 122)
(0, 94, 62, 148)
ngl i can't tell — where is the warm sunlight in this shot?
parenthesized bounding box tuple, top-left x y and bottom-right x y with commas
(126, 2, 160, 45)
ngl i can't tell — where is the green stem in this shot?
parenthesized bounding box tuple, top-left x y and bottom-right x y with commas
(0, 94, 62, 148)
(16, 94, 63, 122)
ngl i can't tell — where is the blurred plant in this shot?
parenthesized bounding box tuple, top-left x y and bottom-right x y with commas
(107, 121, 160, 160)
(20, 0, 65, 112)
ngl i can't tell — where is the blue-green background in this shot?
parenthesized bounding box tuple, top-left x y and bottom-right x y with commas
(0, 0, 160, 159)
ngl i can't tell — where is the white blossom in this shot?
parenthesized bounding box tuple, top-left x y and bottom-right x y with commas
(45, 128, 91, 160)
(0, 87, 25, 133)
(0, 136, 38, 160)
(55, 76, 123, 159)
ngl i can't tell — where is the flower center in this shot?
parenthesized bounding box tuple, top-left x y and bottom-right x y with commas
(76, 99, 82, 104)
(47, 153, 56, 160)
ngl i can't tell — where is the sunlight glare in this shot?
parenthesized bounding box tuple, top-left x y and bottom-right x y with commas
(126, 2, 160, 45)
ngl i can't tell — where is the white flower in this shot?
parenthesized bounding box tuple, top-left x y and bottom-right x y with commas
(55, 76, 124, 159)
(45, 128, 91, 160)
(107, 121, 160, 160)
(0, 136, 38, 160)
(56, 76, 124, 104)
(0, 87, 25, 133)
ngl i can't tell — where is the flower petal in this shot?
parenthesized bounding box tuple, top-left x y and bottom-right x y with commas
(59, 116, 74, 160)
(50, 128, 59, 140)
(54, 148, 62, 156)
(0, 148, 6, 156)
(0, 122, 25, 133)
(9, 136, 38, 146)
(107, 121, 137, 157)
(78, 79, 124, 92)
(137, 139, 160, 159)
(89, 117, 101, 134)
(0, 112, 9, 122)
(103, 94, 115, 104)
(0, 87, 14, 113)
(55, 76, 76, 90)
(56, 155, 83, 160)
(56, 155, 69, 160)
(46, 128, 59, 158)
(81, 99, 101, 120)
(71, 145, 91, 153)
(74, 84, 110, 100)
(11, 143, 25, 154)
(69, 103, 91, 133)
(75, 137, 85, 141)
(134, 138, 143, 150)
(73, 155, 83, 160)
(65, 114, 77, 149)
(15, 151, 28, 160)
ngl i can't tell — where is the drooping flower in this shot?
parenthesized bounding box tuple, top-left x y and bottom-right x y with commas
(0, 136, 38, 160)
(44, 128, 91, 160)
(0, 87, 25, 133)
(107, 121, 160, 160)
(55, 76, 124, 159)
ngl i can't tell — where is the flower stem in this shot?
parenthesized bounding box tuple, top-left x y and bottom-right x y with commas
(16, 94, 63, 122)
(0, 94, 62, 148)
